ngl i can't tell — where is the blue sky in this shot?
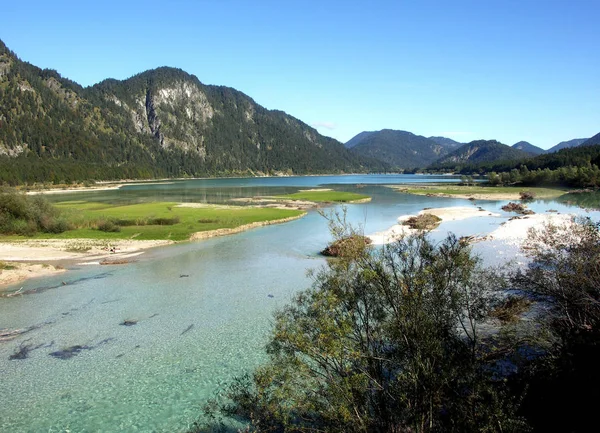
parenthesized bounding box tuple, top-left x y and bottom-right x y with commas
(2, 0, 598, 149)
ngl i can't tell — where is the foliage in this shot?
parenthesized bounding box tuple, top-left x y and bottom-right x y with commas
(204, 223, 525, 432)
(402, 213, 442, 230)
(501, 203, 533, 215)
(96, 219, 121, 233)
(320, 235, 372, 257)
(510, 218, 600, 431)
(518, 191, 535, 201)
(0, 187, 69, 235)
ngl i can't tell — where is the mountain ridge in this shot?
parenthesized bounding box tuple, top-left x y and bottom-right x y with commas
(429, 140, 531, 169)
(0, 40, 386, 184)
(344, 129, 454, 169)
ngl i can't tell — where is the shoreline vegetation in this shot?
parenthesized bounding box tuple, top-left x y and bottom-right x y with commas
(0, 183, 589, 288)
(390, 183, 568, 200)
(0, 188, 369, 287)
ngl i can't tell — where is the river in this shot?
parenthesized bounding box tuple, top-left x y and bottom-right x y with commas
(0, 175, 597, 432)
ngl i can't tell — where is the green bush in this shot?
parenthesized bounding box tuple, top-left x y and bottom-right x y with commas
(0, 188, 67, 235)
(96, 219, 121, 232)
(147, 216, 180, 225)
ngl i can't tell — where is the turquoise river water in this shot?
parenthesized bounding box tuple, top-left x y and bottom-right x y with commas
(1, 175, 599, 432)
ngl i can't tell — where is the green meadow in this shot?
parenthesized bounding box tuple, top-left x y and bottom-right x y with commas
(275, 190, 371, 203)
(39, 201, 305, 241)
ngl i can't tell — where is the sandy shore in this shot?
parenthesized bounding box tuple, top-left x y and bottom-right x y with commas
(368, 206, 500, 244)
(484, 213, 573, 245)
(0, 263, 67, 289)
(0, 239, 172, 287)
(368, 205, 578, 249)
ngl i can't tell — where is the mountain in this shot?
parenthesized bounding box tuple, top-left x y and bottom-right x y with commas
(430, 140, 531, 168)
(428, 136, 463, 149)
(546, 138, 588, 153)
(345, 131, 376, 149)
(512, 141, 545, 155)
(0, 40, 385, 185)
(581, 132, 600, 146)
(344, 129, 452, 169)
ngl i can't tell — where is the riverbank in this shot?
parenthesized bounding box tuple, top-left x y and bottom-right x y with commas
(368, 206, 499, 244)
(0, 210, 308, 287)
(367, 205, 576, 248)
(389, 184, 567, 200)
(0, 239, 172, 288)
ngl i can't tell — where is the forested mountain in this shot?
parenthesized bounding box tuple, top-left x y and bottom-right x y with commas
(512, 141, 545, 155)
(546, 138, 588, 153)
(429, 140, 530, 170)
(344, 129, 452, 169)
(0, 40, 385, 185)
(434, 136, 600, 185)
(428, 136, 463, 149)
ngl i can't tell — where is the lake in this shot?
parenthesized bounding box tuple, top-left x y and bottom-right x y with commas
(0, 174, 597, 432)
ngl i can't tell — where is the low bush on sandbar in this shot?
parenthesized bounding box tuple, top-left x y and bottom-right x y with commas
(321, 235, 372, 257)
(403, 213, 442, 230)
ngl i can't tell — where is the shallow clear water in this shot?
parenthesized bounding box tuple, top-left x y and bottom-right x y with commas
(1, 175, 598, 432)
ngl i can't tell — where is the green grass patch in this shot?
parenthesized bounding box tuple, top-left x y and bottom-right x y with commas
(28, 202, 305, 241)
(276, 190, 370, 203)
(394, 184, 567, 198)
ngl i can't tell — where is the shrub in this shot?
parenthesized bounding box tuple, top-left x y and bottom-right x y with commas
(502, 202, 534, 215)
(403, 213, 442, 230)
(519, 191, 536, 201)
(96, 219, 121, 232)
(320, 234, 372, 257)
(147, 216, 180, 225)
(204, 224, 526, 432)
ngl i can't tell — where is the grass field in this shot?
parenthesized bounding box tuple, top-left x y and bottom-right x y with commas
(275, 190, 371, 203)
(33, 201, 306, 241)
(394, 184, 567, 199)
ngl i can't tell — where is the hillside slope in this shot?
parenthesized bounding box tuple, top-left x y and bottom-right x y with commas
(345, 129, 451, 169)
(546, 138, 588, 153)
(430, 140, 530, 169)
(0, 40, 384, 184)
(512, 141, 545, 155)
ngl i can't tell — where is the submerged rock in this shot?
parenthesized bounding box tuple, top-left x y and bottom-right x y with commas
(49, 345, 91, 360)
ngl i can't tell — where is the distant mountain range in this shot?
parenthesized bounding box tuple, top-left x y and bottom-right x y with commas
(0, 39, 385, 184)
(345, 128, 595, 170)
(344, 130, 454, 169)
